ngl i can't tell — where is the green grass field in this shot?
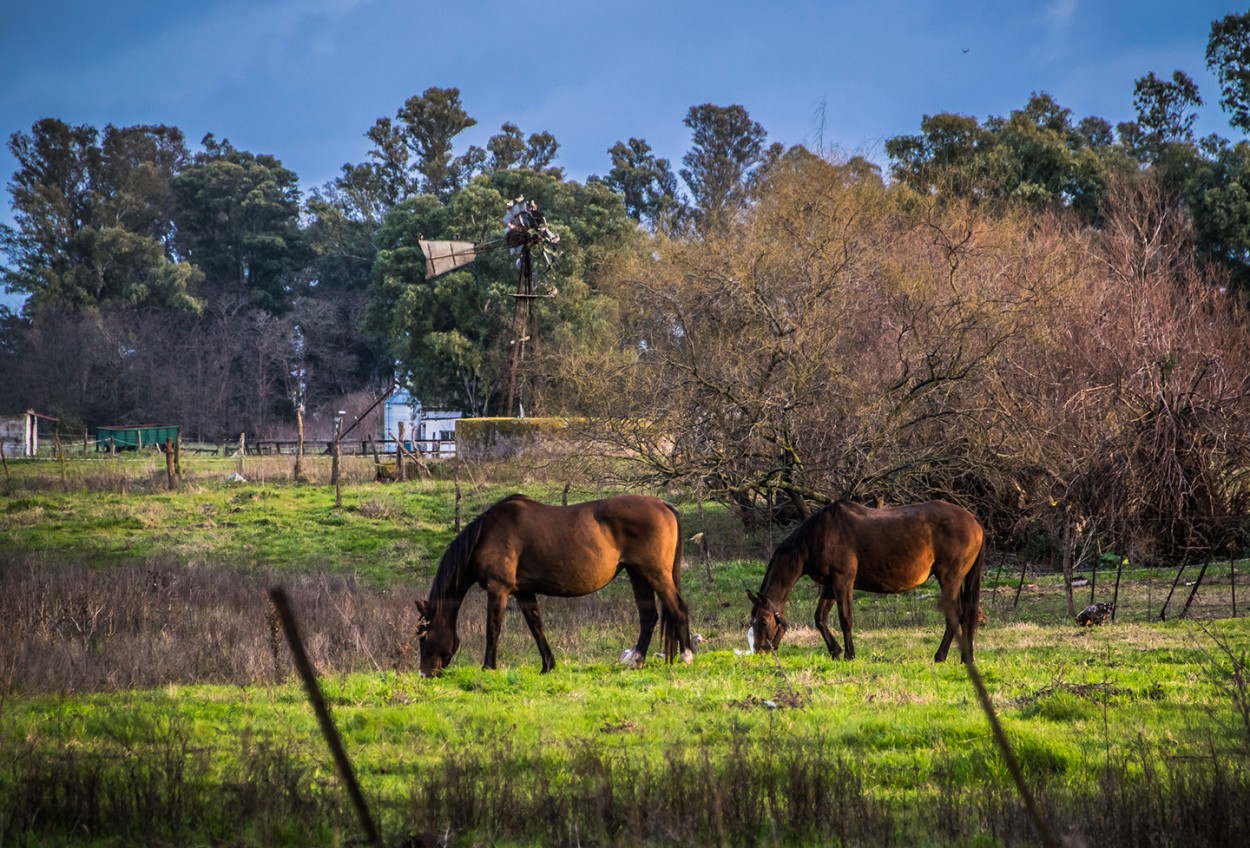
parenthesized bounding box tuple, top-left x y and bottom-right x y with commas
(2, 456, 1249, 846)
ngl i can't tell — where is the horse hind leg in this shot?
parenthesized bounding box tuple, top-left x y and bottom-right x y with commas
(834, 583, 856, 660)
(815, 594, 844, 660)
(933, 579, 962, 663)
(622, 567, 658, 669)
(664, 591, 694, 664)
(515, 592, 556, 674)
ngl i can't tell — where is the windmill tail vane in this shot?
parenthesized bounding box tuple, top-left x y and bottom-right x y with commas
(417, 196, 559, 281)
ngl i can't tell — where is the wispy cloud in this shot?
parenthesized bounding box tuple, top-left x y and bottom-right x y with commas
(1034, 0, 1079, 62)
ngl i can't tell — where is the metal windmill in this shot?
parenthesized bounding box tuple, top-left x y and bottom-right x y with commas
(418, 197, 560, 417)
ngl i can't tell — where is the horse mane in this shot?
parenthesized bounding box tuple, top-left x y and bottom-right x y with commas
(429, 494, 536, 603)
(774, 500, 842, 560)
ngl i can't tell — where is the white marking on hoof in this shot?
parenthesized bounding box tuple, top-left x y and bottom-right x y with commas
(620, 648, 644, 669)
(745, 628, 756, 654)
(681, 649, 694, 665)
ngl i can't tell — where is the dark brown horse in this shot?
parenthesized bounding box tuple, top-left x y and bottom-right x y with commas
(747, 499, 984, 662)
(416, 494, 694, 676)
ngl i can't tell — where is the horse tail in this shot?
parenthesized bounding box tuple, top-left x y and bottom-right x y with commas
(960, 536, 985, 656)
(660, 502, 689, 663)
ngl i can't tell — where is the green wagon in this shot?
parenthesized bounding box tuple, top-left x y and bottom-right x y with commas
(95, 425, 180, 452)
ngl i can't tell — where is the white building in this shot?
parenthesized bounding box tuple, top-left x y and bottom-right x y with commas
(0, 410, 38, 457)
(382, 389, 461, 456)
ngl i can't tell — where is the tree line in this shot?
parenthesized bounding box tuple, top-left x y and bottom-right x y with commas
(4, 11, 1250, 557)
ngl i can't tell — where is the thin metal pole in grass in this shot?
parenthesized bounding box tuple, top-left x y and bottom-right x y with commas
(939, 596, 1060, 848)
(268, 587, 382, 847)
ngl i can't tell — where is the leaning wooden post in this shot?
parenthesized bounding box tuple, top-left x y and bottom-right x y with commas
(1012, 557, 1030, 610)
(55, 429, 66, 484)
(938, 596, 1060, 848)
(1, 442, 9, 483)
(268, 587, 382, 847)
(237, 432, 246, 476)
(1110, 556, 1125, 623)
(164, 437, 176, 490)
(1178, 558, 1209, 621)
(1160, 563, 1187, 621)
(174, 433, 183, 477)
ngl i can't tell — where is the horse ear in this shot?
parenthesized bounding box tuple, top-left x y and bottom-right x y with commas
(415, 598, 430, 620)
(745, 589, 760, 605)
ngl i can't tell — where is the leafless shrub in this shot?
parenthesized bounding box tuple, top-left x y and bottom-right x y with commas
(557, 156, 1250, 560)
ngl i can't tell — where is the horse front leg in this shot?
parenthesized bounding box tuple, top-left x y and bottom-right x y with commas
(483, 589, 509, 670)
(623, 568, 658, 669)
(814, 594, 843, 660)
(515, 592, 556, 673)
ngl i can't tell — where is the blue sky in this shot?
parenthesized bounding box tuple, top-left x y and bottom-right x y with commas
(1, 0, 1244, 310)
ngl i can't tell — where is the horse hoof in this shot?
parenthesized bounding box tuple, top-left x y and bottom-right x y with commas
(620, 649, 644, 669)
(681, 649, 694, 665)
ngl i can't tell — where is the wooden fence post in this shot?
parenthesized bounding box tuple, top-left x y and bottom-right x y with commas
(395, 421, 406, 483)
(164, 437, 176, 490)
(293, 403, 307, 483)
(238, 432, 246, 475)
(332, 413, 344, 508)
(1, 442, 9, 483)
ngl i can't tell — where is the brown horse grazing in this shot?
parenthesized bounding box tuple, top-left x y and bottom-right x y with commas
(746, 499, 984, 663)
(416, 494, 694, 676)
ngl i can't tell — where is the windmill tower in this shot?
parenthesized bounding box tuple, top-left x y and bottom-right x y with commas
(418, 197, 559, 417)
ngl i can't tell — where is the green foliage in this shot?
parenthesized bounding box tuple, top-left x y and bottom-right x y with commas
(1208, 11, 1250, 134)
(885, 93, 1138, 218)
(681, 103, 772, 233)
(599, 136, 686, 231)
(1, 120, 203, 313)
(172, 134, 307, 313)
(1132, 70, 1205, 157)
